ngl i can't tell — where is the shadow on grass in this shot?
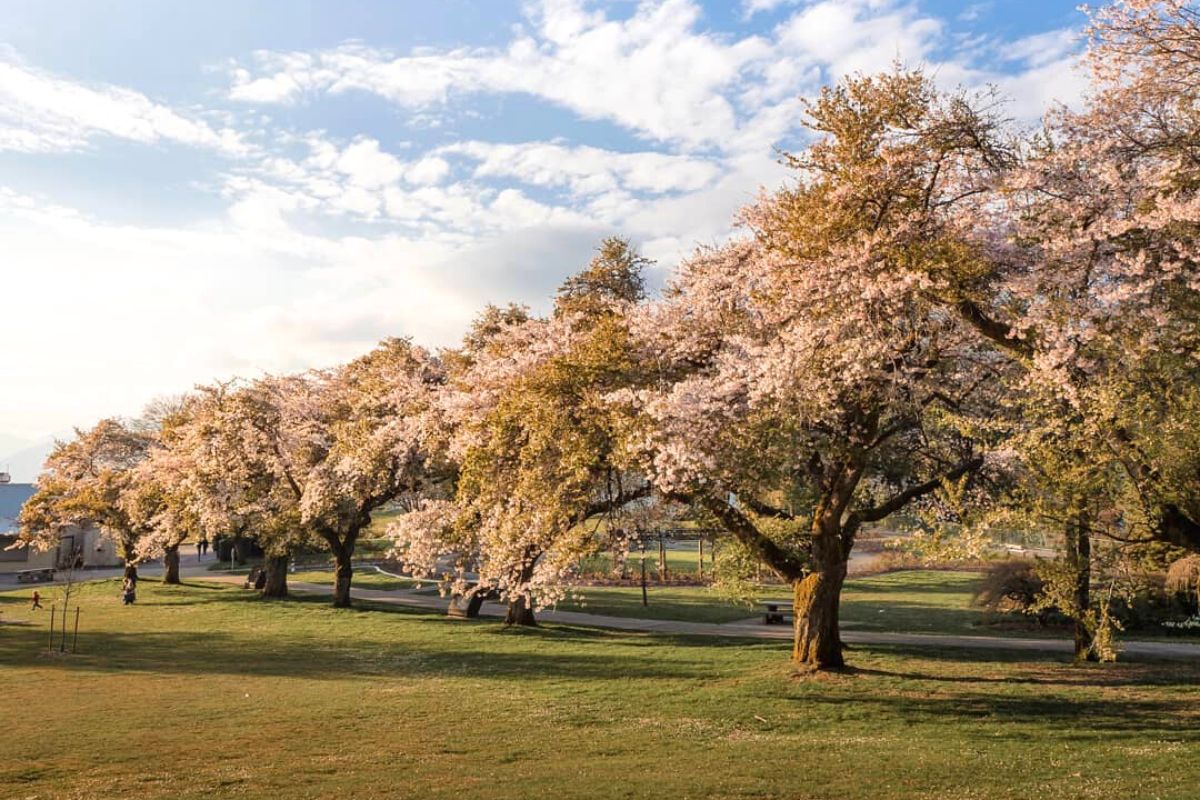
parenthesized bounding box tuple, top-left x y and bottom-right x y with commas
(0, 625, 735, 683)
(785, 686, 1200, 737)
(848, 659, 1200, 688)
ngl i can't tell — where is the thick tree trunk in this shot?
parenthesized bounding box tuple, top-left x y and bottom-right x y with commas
(123, 563, 139, 582)
(231, 535, 248, 565)
(505, 594, 537, 626)
(1066, 520, 1097, 663)
(332, 550, 353, 608)
(503, 549, 539, 625)
(792, 564, 848, 669)
(792, 529, 849, 670)
(162, 545, 181, 585)
(262, 554, 289, 599)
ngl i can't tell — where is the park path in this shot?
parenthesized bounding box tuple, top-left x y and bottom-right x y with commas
(196, 574, 1200, 661)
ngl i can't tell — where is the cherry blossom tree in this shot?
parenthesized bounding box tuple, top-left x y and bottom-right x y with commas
(391, 239, 651, 625)
(238, 338, 447, 608)
(155, 383, 307, 598)
(936, 0, 1200, 559)
(621, 72, 1011, 669)
(124, 397, 202, 586)
(18, 418, 159, 581)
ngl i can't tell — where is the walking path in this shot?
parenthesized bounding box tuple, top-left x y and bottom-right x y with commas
(198, 575, 1200, 661)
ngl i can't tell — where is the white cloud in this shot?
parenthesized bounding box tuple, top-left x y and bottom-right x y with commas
(226, 0, 1085, 156)
(1, 0, 1097, 442)
(0, 186, 600, 438)
(0, 55, 249, 155)
(742, 0, 793, 17)
(439, 140, 722, 197)
(229, 0, 770, 150)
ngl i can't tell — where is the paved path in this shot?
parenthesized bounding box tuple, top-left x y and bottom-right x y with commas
(196, 576, 1200, 661)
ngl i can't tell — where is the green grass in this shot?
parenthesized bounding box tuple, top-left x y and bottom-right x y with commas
(580, 541, 715, 578)
(1, 579, 1199, 799)
(562, 570, 989, 629)
(289, 569, 431, 592)
(563, 585, 756, 623)
(840, 570, 994, 633)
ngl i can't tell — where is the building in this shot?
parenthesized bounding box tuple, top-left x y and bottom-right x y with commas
(0, 480, 122, 573)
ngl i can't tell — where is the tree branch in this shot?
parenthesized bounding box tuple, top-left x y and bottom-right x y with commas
(954, 299, 1035, 359)
(740, 496, 796, 520)
(671, 491, 808, 581)
(847, 456, 984, 529)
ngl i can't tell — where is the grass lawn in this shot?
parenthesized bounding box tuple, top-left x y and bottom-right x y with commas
(564, 585, 756, 623)
(288, 569, 432, 593)
(1, 579, 1199, 799)
(562, 570, 991, 629)
(580, 542, 714, 578)
(840, 570, 994, 633)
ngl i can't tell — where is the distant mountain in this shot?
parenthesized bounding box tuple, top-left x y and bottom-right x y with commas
(0, 438, 56, 482)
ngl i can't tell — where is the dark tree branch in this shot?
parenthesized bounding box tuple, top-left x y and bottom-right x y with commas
(954, 299, 1035, 359)
(579, 482, 653, 522)
(846, 456, 984, 531)
(671, 491, 808, 581)
(741, 496, 796, 520)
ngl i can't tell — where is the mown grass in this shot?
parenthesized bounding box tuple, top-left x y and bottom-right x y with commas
(289, 569, 431, 593)
(1, 579, 1198, 799)
(579, 541, 714, 579)
(562, 570, 989, 629)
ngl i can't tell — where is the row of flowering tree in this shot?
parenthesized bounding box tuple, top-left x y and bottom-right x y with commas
(19, 339, 448, 608)
(18, 0, 1200, 670)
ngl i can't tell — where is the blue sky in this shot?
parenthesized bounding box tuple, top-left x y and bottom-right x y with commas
(0, 0, 1088, 469)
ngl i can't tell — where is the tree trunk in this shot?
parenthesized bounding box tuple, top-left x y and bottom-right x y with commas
(792, 532, 849, 670)
(232, 535, 247, 566)
(162, 545, 181, 585)
(505, 594, 537, 626)
(1066, 519, 1097, 663)
(262, 554, 289, 599)
(123, 563, 139, 582)
(332, 550, 353, 608)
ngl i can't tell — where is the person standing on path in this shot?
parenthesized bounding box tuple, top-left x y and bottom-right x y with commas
(201, 537, 209, 559)
(30, 590, 42, 610)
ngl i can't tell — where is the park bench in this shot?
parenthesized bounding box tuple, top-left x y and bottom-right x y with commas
(16, 568, 56, 584)
(759, 600, 792, 625)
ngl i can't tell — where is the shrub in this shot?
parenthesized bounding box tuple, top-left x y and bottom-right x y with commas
(1166, 556, 1200, 614)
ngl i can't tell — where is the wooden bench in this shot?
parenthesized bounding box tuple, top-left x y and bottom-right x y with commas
(17, 568, 56, 584)
(759, 600, 793, 625)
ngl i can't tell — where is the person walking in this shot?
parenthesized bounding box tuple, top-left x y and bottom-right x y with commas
(30, 590, 42, 610)
(200, 537, 209, 559)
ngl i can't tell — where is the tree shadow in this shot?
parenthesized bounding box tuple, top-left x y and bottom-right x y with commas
(783, 687, 1200, 739)
(848, 661, 1200, 688)
(0, 624, 726, 683)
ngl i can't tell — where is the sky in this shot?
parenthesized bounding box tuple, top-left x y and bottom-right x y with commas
(0, 0, 1091, 473)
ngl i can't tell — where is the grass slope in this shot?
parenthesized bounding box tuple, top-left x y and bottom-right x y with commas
(1, 579, 1198, 799)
